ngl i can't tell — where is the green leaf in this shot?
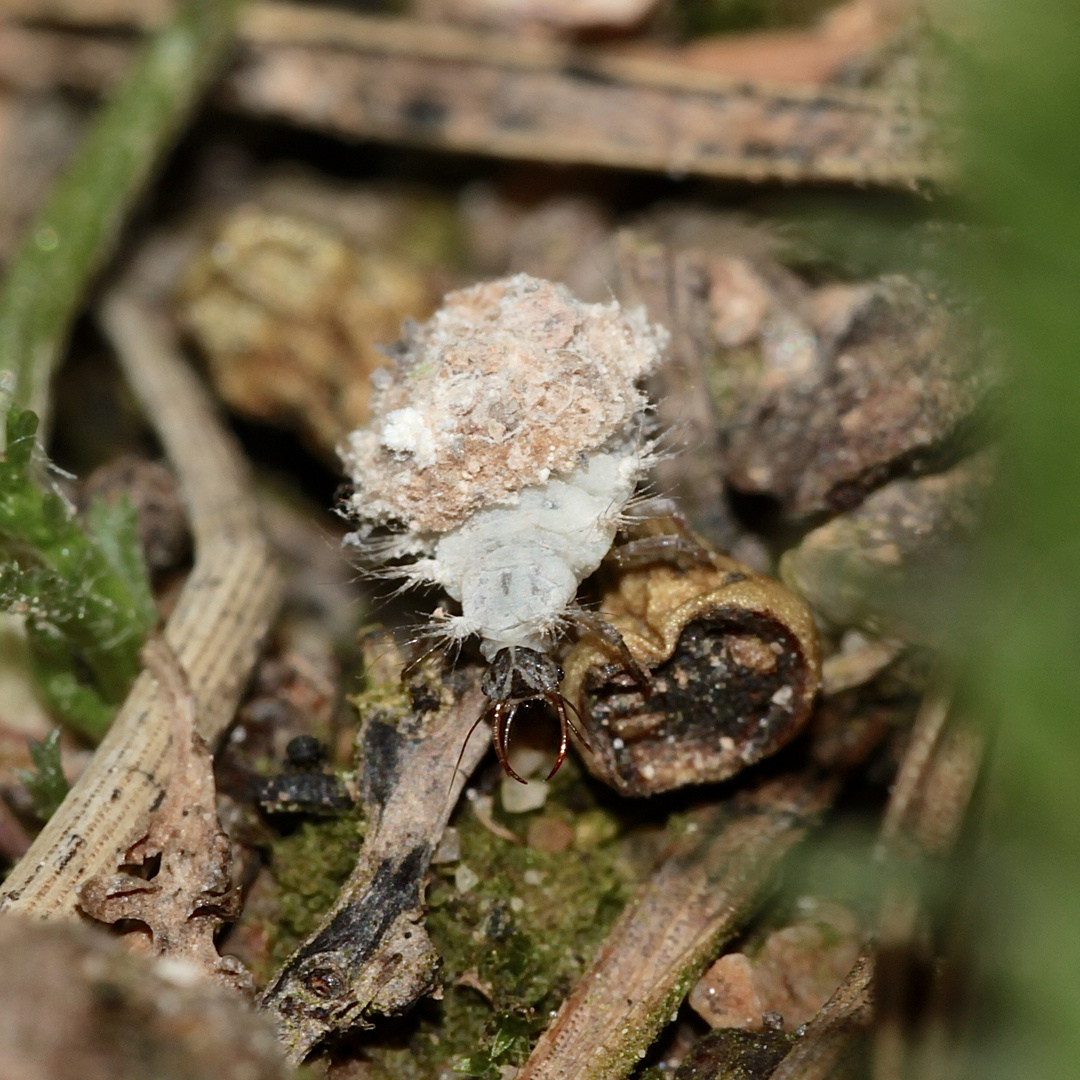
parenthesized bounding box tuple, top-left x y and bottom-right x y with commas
(24, 621, 115, 742)
(452, 1013, 537, 1078)
(0, 405, 156, 739)
(17, 729, 69, 823)
(84, 494, 156, 634)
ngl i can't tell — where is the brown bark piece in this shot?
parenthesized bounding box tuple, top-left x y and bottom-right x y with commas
(0, 8, 946, 188)
(780, 450, 996, 638)
(225, 36, 939, 189)
(78, 638, 249, 994)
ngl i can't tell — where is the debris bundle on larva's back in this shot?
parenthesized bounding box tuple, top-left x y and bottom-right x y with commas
(339, 273, 668, 663)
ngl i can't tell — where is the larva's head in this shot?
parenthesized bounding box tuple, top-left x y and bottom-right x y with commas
(478, 646, 587, 784)
(481, 646, 562, 703)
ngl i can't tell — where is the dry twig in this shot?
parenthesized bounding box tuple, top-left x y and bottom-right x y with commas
(516, 770, 840, 1080)
(767, 952, 875, 1080)
(260, 656, 489, 1063)
(0, 288, 283, 917)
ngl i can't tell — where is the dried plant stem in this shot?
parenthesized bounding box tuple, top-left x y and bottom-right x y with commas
(0, 0, 242, 436)
(615, 237, 740, 552)
(0, 289, 282, 918)
(877, 681, 953, 854)
(1, 2, 944, 189)
(766, 688, 983, 1080)
(517, 771, 840, 1080)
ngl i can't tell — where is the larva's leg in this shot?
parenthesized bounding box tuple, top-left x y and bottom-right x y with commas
(622, 494, 685, 523)
(569, 609, 652, 688)
(491, 702, 529, 784)
(448, 704, 492, 797)
(609, 533, 713, 572)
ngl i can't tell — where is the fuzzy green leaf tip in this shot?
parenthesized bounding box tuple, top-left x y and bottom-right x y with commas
(17, 730, 70, 823)
(0, 407, 156, 740)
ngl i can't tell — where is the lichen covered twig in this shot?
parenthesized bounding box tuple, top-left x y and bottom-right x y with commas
(260, 641, 489, 1063)
(516, 770, 840, 1080)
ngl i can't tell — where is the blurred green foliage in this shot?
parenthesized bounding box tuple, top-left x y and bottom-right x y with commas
(0, 0, 245, 428)
(959, 3, 1080, 1080)
(0, 407, 155, 740)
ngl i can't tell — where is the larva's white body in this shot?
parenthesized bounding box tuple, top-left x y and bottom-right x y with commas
(410, 448, 641, 659)
(339, 274, 669, 669)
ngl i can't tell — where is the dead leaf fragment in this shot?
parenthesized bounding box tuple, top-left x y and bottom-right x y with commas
(78, 638, 249, 994)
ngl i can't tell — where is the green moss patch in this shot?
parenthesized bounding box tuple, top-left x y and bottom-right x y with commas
(366, 761, 638, 1080)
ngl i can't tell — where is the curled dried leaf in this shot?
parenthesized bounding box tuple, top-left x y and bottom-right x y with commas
(563, 552, 821, 796)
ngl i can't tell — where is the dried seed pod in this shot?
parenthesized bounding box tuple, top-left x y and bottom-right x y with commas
(562, 554, 821, 795)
